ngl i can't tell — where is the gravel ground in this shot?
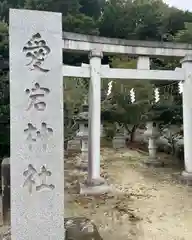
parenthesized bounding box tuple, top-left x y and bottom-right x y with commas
(1, 148, 192, 240)
(65, 148, 192, 240)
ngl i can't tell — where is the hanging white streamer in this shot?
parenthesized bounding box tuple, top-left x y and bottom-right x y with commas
(178, 81, 183, 94)
(130, 88, 135, 103)
(154, 88, 160, 103)
(107, 81, 113, 96)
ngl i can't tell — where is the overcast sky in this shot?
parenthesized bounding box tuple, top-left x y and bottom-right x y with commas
(163, 0, 192, 11)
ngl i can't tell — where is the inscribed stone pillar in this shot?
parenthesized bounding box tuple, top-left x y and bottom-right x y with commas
(180, 56, 192, 182)
(9, 9, 64, 239)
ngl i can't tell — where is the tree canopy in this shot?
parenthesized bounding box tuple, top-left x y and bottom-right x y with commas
(0, 0, 192, 154)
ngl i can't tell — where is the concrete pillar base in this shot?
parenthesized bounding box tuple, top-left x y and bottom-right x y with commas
(143, 158, 165, 168)
(78, 178, 111, 195)
(179, 171, 192, 186)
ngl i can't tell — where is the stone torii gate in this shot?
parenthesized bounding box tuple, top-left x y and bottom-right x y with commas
(62, 34, 192, 188)
(8, 8, 192, 240)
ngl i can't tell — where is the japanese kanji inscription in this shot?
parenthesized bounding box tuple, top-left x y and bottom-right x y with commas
(23, 164, 55, 194)
(23, 33, 51, 72)
(24, 122, 53, 151)
(10, 9, 64, 239)
(25, 83, 50, 111)
(36, 166, 55, 192)
(23, 164, 36, 194)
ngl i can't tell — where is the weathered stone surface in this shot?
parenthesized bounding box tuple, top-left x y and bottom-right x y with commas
(112, 135, 126, 149)
(84, 178, 106, 187)
(65, 217, 103, 240)
(2, 218, 103, 240)
(63, 31, 192, 57)
(67, 138, 81, 151)
(79, 178, 111, 195)
(143, 159, 165, 168)
(9, 9, 64, 239)
(179, 171, 192, 186)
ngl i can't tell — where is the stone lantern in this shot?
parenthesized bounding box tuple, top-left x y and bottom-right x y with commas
(112, 122, 126, 149)
(144, 121, 162, 166)
(75, 100, 89, 169)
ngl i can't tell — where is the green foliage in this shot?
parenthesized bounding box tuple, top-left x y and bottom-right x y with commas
(0, 72, 9, 157)
(63, 77, 88, 144)
(160, 8, 192, 40)
(0, 1, 9, 22)
(24, 0, 80, 15)
(0, 0, 192, 153)
(102, 55, 183, 141)
(0, 21, 8, 59)
(103, 123, 115, 140)
(65, 77, 87, 107)
(151, 103, 182, 125)
(63, 14, 99, 35)
(101, 57, 154, 141)
(100, 0, 167, 40)
(24, 0, 99, 33)
(79, 0, 105, 19)
(24, 0, 54, 11)
(174, 22, 192, 43)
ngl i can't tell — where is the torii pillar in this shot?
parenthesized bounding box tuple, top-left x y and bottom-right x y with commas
(80, 49, 110, 194)
(180, 55, 192, 184)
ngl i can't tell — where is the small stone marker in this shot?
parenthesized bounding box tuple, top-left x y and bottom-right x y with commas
(67, 137, 81, 151)
(9, 9, 64, 239)
(65, 217, 103, 240)
(112, 135, 126, 149)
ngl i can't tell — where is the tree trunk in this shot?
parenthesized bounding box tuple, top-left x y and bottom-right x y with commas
(130, 125, 138, 142)
(171, 138, 176, 156)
